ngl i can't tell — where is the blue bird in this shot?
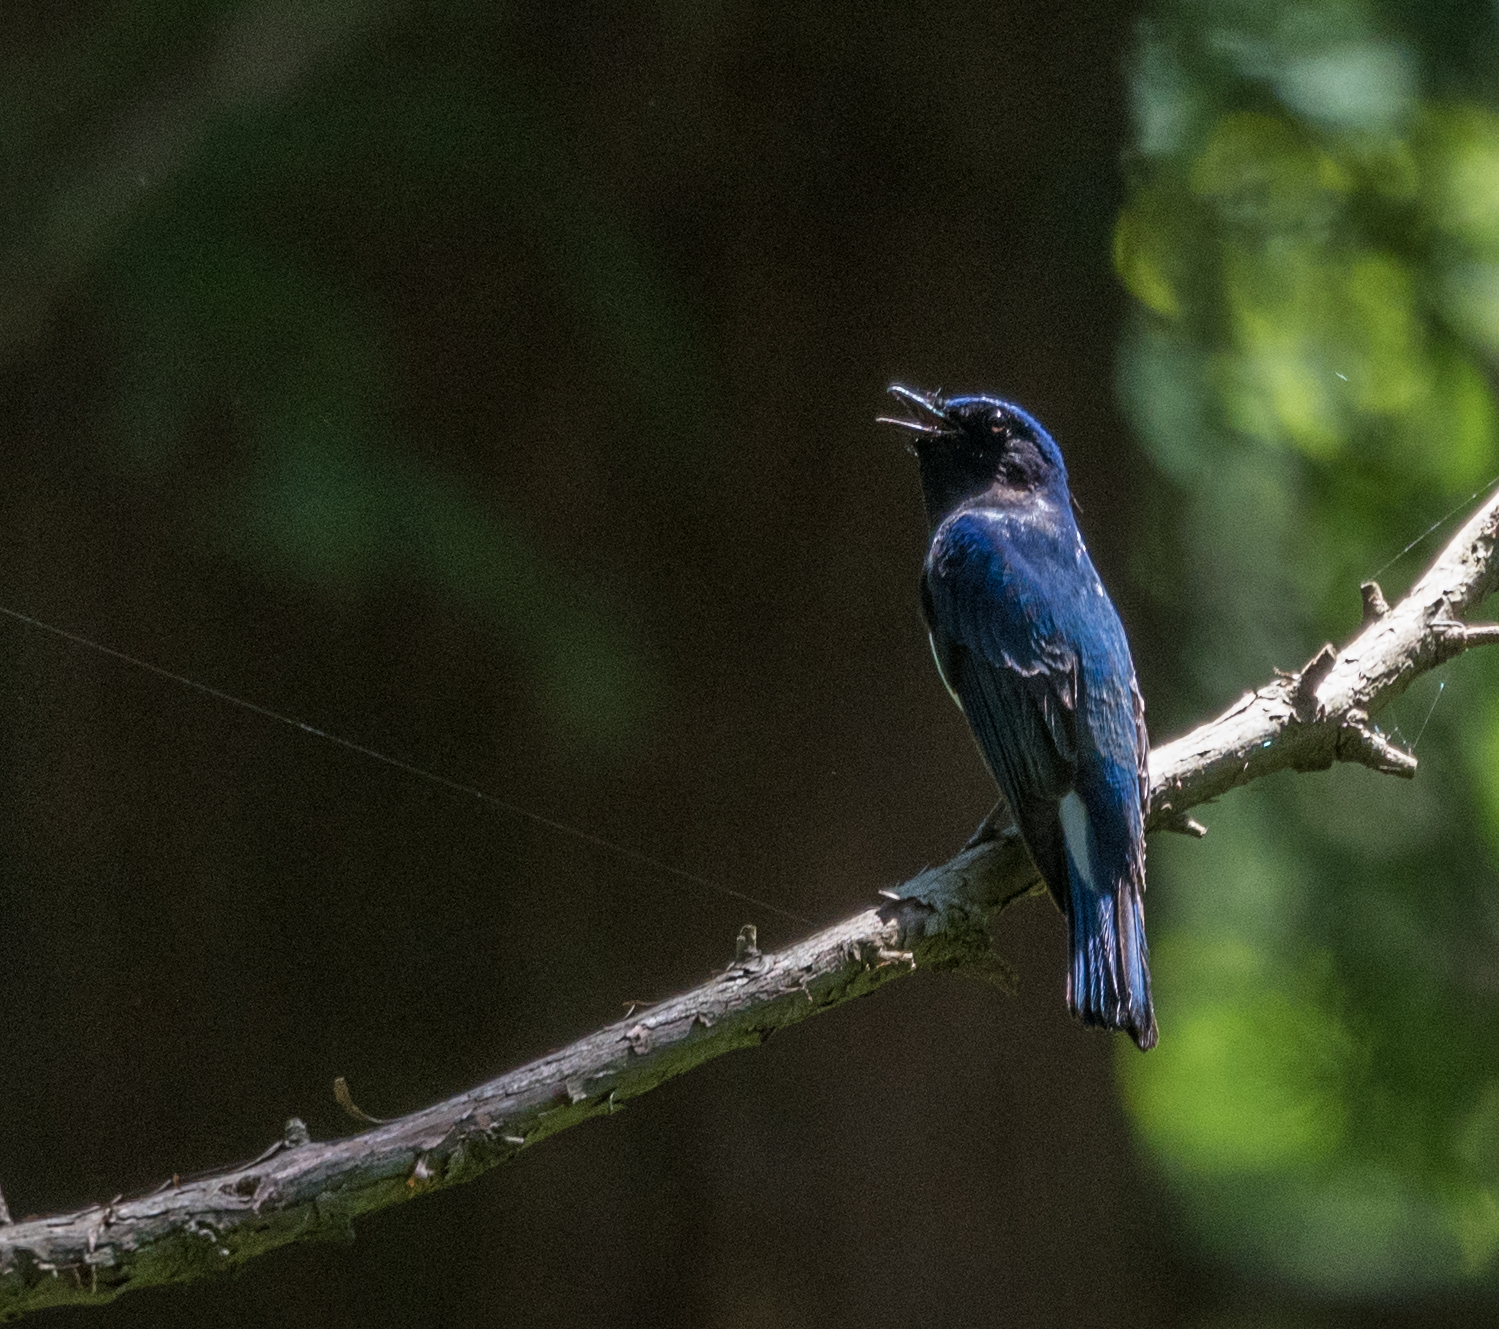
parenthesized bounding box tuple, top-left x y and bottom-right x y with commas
(881, 385, 1157, 1050)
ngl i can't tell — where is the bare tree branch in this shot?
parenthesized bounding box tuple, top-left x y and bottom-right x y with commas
(4, 491, 1499, 1320)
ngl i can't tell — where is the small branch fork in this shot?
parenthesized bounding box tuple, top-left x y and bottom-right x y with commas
(5, 493, 1499, 1320)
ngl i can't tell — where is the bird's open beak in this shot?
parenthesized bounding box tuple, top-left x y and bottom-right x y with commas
(877, 384, 953, 437)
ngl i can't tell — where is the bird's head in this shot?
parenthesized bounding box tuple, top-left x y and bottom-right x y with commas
(880, 385, 1070, 526)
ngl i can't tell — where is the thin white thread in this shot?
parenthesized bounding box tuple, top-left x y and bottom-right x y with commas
(1370, 472, 1499, 581)
(0, 603, 812, 926)
(1412, 678, 1447, 753)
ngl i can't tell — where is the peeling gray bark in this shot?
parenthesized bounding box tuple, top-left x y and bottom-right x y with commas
(3, 491, 1499, 1320)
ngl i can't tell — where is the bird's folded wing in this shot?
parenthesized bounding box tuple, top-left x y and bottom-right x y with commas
(923, 508, 1080, 791)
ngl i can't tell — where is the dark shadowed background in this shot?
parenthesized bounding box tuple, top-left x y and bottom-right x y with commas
(4, 2, 1499, 1326)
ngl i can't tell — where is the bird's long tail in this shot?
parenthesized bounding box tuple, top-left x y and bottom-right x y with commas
(1060, 795, 1157, 1051)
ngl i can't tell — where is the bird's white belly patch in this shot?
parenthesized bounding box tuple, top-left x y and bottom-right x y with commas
(929, 633, 962, 710)
(1060, 792, 1095, 891)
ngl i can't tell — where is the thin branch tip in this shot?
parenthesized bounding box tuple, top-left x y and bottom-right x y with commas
(1159, 809, 1208, 838)
(1434, 619, 1499, 660)
(1337, 712, 1419, 778)
(333, 1077, 390, 1126)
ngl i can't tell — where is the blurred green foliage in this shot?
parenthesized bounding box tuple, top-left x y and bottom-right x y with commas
(1117, 0, 1499, 1300)
(0, 0, 736, 747)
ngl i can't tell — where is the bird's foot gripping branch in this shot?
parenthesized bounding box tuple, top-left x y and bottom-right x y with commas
(4, 490, 1499, 1320)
